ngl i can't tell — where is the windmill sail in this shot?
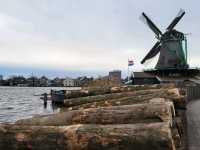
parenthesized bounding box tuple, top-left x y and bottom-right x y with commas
(167, 9, 185, 31)
(140, 13, 162, 38)
(141, 41, 161, 64)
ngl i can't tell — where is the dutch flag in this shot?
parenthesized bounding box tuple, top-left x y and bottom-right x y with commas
(128, 59, 134, 66)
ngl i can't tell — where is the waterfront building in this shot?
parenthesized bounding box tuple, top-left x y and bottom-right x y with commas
(8, 76, 26, 86)
(63, 77, 79, 87)
(52, 77, 64, 87)
(27, 76, 40, 87)
(0, 75, 3, 81)
(109, 70, 122, 84)
(39, 76, 49, 87)
(0, 75, 3, 85)
(132, 72, 160, 85)
(76, 76, 93, 86)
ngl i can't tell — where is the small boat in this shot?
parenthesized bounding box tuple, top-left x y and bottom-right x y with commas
(51, 90, 66, 104)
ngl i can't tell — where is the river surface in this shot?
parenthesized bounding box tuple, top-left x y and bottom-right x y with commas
(0, 86, 80, 123)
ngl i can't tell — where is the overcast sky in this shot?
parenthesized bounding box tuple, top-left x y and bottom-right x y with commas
(0, 0, 199, 77)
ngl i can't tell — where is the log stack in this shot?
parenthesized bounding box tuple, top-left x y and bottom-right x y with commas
(1, 84, 187, 150)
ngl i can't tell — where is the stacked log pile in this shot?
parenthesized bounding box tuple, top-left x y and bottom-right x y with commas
(0, 84, 187, 150)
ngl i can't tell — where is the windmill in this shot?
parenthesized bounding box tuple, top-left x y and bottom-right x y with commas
(140, 9, 189, 70)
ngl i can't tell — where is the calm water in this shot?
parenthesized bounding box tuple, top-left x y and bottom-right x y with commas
(0, 86, 80, 123)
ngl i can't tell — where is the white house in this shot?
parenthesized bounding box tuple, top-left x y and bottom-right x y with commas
(63, 77, 79, 87)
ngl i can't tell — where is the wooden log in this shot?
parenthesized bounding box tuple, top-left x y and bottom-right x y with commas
(68, 96, 184, 112)
(0, 123, 176, 150)
(110, 83, 176, 93)
(64, 90, 149, 107)
(63, 89, 184, 111)
(64, 88, 181, 108)
(16, 102, 175, 126)
(64, 84, 176, 99)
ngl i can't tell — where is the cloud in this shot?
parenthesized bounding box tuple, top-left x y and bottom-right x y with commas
(0, 0, 198, 75)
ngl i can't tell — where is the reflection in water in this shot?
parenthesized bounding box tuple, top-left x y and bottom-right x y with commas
(0, 86, 80, 123)
(43, 93, 48, 109)
(51, 103, 62, 112)
(44, 102, 47, 109)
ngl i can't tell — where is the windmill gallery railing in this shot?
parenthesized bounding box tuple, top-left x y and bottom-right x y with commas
(185, 85, 200, 101)
(174, 81, 200, 101)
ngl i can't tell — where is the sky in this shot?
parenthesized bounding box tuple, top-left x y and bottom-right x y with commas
(0, 0, 199, 78)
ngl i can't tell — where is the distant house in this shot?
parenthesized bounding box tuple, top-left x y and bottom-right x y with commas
(63, 77, 79, 87)
(27, 76, 40, 87)
(0, 75, 3, 86)
(52, 77, 64, 87)
(0, 75, 3, 81)
(8, 76, 27, 86)
(109, 70, 122, 84)
(100, 76, 109, 80)
(76, 76, 93, 86)
(132, 72, 160, 85)
(39, 76, 49, 87)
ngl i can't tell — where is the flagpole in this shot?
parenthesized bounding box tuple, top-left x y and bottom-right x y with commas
(128, 58, 134, 83)
(128, 62, 129, 82)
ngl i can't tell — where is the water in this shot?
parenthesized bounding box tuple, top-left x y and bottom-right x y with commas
(0, 86, 80, 123)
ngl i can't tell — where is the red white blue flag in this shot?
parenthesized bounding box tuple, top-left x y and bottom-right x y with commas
(128, 59, 134, 66)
